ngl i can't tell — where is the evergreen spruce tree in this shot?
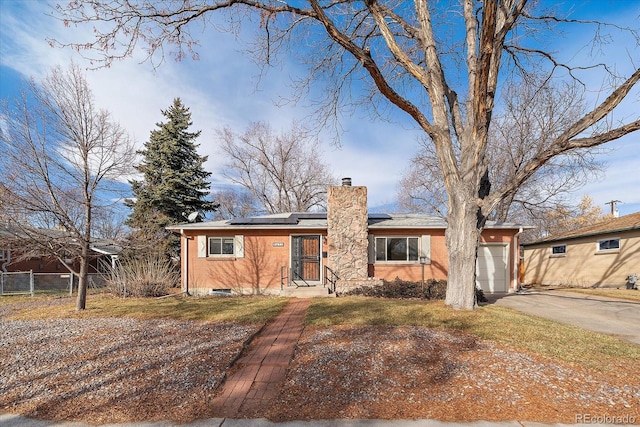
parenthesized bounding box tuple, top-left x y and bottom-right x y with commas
(126, 98, 217, 256)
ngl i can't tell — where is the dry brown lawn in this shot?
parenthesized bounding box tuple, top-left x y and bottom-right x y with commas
(1, 295, 638, 424)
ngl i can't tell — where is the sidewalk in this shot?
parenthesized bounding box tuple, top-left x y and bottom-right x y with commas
(209, 298, 311, 418)
(2, 413, 629, 426)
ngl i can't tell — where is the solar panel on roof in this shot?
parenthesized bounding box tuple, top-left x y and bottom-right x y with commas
(292, 213, 327, 220)
(231, 215, 304, 225)
(228, 212, 328, 225)
(368, 213, 392, 219)
(228, 217, 297, 225)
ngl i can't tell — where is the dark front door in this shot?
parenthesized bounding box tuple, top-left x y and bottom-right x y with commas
(291, 235, 321, 283)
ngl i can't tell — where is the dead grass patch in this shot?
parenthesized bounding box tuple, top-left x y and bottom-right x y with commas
(4, 294, 289, 324)
(307, 297, 640, 370)
(555, 287, 640, 302)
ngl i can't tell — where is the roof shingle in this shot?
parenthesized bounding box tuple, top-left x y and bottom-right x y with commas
(523, 212, 640, 246)
(167, 212, 527, 231)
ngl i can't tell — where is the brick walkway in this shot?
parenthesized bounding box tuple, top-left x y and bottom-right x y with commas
(210, 298, 311, 417)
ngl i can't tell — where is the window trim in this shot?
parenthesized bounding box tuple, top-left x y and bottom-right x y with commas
(208, 236, 236, 257)
(550, 244, 567, 257)
(597, 237, 620, 253)
(197, 235, 244, 258)
(375, 236, 420, 263)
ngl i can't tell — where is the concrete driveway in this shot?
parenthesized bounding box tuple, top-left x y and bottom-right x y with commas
(490, 291, 640, 345)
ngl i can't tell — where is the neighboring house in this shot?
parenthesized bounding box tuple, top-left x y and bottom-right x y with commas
(167, 181, 527, 296)
(522, 212, 640, 288)
(0, 225, 120, 274)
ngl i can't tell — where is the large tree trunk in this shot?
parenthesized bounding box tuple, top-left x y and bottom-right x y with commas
(75, 248, 89, 311)
(76, 272, 87, 310)
(444, 187, 481, 310)
(76, 211, 91, 310)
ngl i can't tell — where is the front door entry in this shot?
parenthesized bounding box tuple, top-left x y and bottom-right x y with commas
(291, 235, 321, 283)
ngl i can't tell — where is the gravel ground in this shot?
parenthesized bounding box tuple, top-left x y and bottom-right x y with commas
(1, 299, 638, 424)
(0, 313, 258, 424)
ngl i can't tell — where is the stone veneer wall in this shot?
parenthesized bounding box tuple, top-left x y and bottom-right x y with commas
(327, 184, 382, 291)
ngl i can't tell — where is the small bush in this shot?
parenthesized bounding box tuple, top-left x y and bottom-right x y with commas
(344, 277, 448, 300)
(344, 277, 488, 303)
(475, 286, 488, 303)
(103, 254, 179, 297)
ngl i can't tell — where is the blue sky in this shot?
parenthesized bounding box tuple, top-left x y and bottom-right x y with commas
(1, 0, 639, 216)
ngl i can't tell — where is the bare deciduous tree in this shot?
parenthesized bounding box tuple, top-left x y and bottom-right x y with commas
(398, 77, 606, 236)
(210, 187, 261, 220)
(0, 63, 136, 310)
(54, 0, 640, 309)
(92, 207, 129, 241)
(219, 122, 336, 214)
(533, 194, 608, 239)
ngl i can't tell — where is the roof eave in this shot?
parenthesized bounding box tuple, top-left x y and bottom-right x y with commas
(485, 224, 534, 230)
(368, 224, 448, 229)
(522, 225, 640, 247)
(166, 224, 328, 232)
(90, 246, 121, 256)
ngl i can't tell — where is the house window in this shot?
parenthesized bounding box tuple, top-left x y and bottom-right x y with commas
(208, 237, 235, 256)
(597, 238, 620, 252)
(551, 245, 566, 255)
(375, 237, 419, 262)
(0, 249, 5, 260)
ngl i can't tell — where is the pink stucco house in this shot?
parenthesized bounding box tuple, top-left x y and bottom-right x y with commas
(167, 181, 526, 296)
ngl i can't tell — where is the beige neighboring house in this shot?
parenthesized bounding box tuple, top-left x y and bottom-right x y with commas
(523, 212, 640, 288)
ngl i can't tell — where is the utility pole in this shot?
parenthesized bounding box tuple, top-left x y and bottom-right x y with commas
(604, 200, 622, 216)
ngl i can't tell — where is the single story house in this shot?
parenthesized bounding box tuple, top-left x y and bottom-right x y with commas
(522, 212, 640, 288)
(168, 181, 527, 296)
(0, 224, 120, 274)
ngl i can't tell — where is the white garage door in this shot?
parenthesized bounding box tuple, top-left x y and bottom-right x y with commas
(476, 244, 508, 293)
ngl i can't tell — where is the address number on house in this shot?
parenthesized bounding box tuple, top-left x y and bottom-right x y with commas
(272, 242, 285, 247)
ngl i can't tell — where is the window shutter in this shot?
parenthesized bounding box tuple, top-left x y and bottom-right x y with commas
(421, 235, 431, 264)
(235, 235, 244, 258)
(197, 236, 207, 258)
(368, 235, 375, 264)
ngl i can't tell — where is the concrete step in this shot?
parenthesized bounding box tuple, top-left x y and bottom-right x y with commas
(281, 286, 336, 298)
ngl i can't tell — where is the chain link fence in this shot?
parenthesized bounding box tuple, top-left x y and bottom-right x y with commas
(0, 271, 106, 296)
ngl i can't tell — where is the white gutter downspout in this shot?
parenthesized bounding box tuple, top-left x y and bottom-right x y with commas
(182, 231, 191, 296)
(513, 227, 523, 292)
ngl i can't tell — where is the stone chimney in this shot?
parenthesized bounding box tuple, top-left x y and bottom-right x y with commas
(327, 178, 370, 287)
